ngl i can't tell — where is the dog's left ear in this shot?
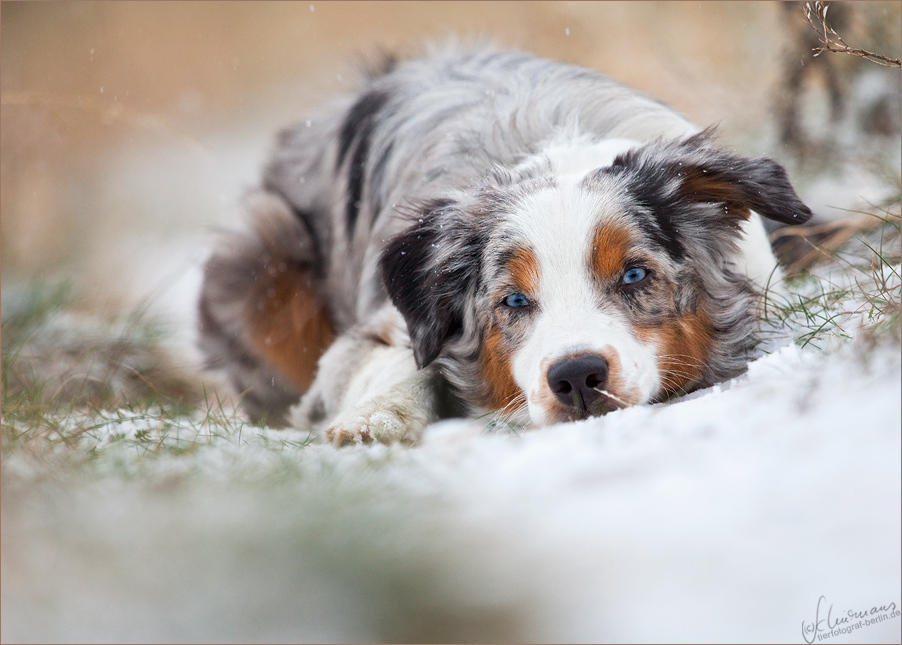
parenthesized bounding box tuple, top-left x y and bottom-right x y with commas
(615, 133, 814, 226)
(379, 199, 483, 368)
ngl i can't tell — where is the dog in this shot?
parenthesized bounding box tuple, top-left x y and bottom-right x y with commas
(198, 44, 813, 446)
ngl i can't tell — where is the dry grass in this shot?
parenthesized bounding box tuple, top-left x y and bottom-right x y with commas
(761, 205, 901, 351)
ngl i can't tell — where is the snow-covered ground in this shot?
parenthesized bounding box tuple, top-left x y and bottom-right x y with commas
(3, 252, 900, 643)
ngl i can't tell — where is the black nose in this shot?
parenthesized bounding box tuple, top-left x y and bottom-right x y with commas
(546, 355, 610, 417)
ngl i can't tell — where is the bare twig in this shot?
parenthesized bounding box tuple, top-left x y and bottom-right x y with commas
(804, 1, 901, 68)
(592, 387, 628, 406)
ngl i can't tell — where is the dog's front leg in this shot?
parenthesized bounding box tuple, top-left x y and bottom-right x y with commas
(290, 307, 439, 446)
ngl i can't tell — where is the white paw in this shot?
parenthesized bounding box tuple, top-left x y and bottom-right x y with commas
(325, 397, 430, 447)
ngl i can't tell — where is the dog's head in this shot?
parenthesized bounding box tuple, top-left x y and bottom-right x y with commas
(380, 134, 812, 425)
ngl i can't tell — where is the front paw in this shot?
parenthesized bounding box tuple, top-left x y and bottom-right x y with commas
(325, 397, 430, 447)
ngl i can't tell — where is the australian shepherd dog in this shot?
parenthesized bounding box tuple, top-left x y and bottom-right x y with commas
(198, 45, 812, 445)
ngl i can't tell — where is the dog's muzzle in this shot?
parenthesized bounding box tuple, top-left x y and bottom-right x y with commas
(546, 354, 618, 419)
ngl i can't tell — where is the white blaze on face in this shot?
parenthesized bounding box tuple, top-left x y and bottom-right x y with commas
(504, 175, 661, 426)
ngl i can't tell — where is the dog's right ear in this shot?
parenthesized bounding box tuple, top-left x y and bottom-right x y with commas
(379, 199, 483, 368)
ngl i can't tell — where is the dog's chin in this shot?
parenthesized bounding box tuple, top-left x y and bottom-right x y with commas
(531, 394, 626, 426)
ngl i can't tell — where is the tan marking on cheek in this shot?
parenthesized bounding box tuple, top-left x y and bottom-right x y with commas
(507, 246, 539, 294)
(247, 269, 334, 391)
(642, 305, 713, 396)
(591, 222, 633, 280)
(480, 326, 521, 410)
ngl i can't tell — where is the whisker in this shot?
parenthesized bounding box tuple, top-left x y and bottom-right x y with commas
(488, 392, 528, 431)
(657, 353, 706, 360)
(659, 368, 696, 380)
(657, 354, 708, 368)
(657, 352, 706, 361)
(503, 404, 529, 426)
(658, 379, 684, 392)
(498, 392, 526, 416)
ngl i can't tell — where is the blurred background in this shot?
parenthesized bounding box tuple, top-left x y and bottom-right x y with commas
(2, 1, 900, 362)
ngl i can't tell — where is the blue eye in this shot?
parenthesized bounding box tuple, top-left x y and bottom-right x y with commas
(622, 267, 648, 285)
(503, 294, 530, 308)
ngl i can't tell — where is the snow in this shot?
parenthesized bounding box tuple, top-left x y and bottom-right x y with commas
(3, 168, 900, 640)
(3, 320, 900, 642)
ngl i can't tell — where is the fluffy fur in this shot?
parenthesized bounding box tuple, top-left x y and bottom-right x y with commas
(198, 45, 812, 444)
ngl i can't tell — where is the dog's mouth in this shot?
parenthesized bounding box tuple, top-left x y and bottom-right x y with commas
(553, 387, 628, 422)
